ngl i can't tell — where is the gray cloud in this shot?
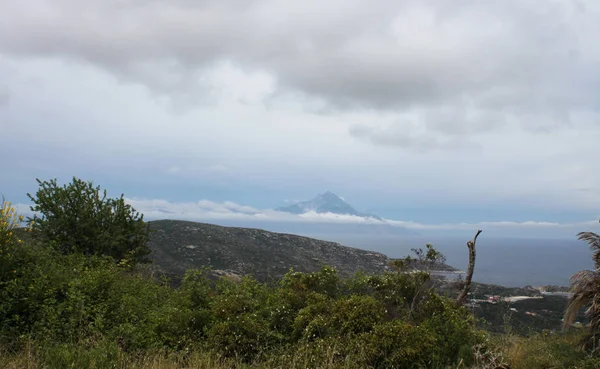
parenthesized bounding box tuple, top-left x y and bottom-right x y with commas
(0, 91, 9, 107)
(349, 122, 480, 151)
(1, 0, 599, 136)
(0, 61, 12, 108)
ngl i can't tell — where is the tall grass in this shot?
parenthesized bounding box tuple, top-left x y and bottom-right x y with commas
(0, 340, 373, 369)
(1, 341, 239, 369)
(492, 330, 600, 369)
(4, 333, 600, 369)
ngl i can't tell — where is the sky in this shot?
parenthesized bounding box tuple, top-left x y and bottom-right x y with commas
(1, 0, 599, 237)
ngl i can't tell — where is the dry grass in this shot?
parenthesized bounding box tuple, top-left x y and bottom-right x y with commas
(0, 342, 368, 369)
(0, 343, 236, 369)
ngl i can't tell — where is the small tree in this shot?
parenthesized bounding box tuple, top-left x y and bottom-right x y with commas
(383, 244, 446, 314)
(27, 177, 150, 265)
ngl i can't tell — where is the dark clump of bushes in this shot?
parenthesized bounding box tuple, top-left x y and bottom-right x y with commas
(0, 237, 485, 368)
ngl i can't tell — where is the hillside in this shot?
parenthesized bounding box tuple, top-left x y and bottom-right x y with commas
(148, 219, 393, 281)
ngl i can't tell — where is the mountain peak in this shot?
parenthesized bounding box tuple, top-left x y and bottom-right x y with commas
(276, 192, 382, 221)
(320, 191, 343, 201)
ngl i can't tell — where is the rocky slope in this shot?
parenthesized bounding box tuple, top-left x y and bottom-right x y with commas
(148, 219, 392, 281)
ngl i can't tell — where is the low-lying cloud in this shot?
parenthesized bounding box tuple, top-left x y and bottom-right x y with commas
(126, 198, 598, 232)
(124, 198, 386, 225)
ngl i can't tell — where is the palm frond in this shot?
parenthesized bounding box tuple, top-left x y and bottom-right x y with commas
(564, 270, 600, 329)
(570, 270, 600, 287)
(578, 225, 600, 269)
(578, 231, 600, 250)
(565, 296, 591, 329)
(589, 296, 600, 333)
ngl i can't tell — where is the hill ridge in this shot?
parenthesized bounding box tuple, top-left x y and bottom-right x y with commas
(148, 219, 393, 281)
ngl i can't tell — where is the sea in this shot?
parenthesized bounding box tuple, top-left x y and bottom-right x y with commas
(312, 235, 594, 288)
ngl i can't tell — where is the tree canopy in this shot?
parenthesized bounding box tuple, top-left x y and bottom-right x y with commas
(27, 177, 150, 265)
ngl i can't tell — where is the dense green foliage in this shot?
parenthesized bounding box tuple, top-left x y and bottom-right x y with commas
(2, 239, 599, 368)
(0, 235, 485, 368)
(27, 177, 150, 265)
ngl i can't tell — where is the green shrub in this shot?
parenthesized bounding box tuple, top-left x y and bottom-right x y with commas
(206, 276, 276, 360)
(356, 320, 436, 368)
(330, 295, 385, 336)
(292, 293, 332, 341)
(150, 269, 214, 349)
(207, 313, 274, 361)
(293, 294, 385, 341)
(416, 294, 485, 365)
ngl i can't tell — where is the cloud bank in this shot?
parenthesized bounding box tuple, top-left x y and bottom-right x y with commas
(125, 198, 598, 233)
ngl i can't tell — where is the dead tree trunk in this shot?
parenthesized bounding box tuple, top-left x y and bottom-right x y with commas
(456, 230, 482, 306)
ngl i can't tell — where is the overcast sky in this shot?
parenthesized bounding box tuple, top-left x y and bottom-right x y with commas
(1, 0, 599, 235)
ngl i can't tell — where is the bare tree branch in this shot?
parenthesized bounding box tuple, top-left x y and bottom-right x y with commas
(456, 229, 482, 306)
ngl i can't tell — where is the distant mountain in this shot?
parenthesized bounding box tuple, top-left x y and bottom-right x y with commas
(276, 191, 383, 221)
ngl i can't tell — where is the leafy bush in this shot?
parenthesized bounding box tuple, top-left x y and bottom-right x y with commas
(293, 294, 385, 342)
(206, 276, 277, 359)
(417, 294, 484, 365)
(356, 320, 436, 368)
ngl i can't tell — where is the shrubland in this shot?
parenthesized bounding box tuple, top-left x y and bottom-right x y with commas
(1, 178, 599, 368)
